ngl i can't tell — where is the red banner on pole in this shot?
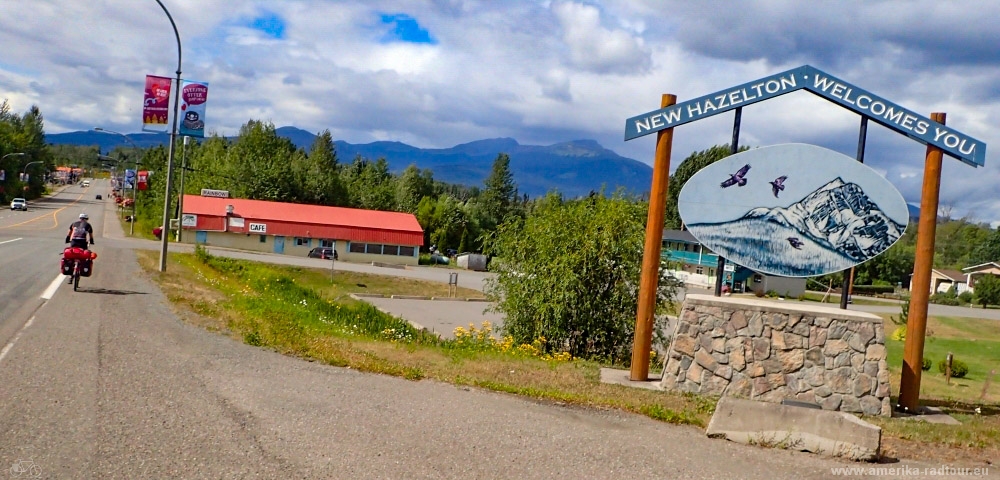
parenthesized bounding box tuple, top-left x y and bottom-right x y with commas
(137, 170, 149, 191)
(142, 75, 172, 132)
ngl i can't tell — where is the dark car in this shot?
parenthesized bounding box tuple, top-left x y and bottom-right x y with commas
(95, 194, 102, 200)
(308, 247, 338, 260)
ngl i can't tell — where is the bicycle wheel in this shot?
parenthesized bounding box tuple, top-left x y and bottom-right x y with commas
(73, 272, 80, 291)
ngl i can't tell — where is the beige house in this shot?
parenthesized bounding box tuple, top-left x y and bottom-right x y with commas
(908, 262, 1000, 294)
(909, 269, 968, 294)
(963, 262, 1000, 292)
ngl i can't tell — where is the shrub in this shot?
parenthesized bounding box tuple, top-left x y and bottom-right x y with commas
(482, 192, 681, 364)
(958, 291, 974, 304)
(852, 285, 895, 296)
(890, 295, 910, 326)
(891, 326, 906, 341)
(929, 292, 961, 306)
(921, 357, 932, 371)
(937, 358, 969, 378)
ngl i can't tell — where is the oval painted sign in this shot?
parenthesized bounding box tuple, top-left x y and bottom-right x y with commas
(677, 143, 909, 277)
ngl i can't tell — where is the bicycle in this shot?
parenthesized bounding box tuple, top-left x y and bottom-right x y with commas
(61, 246, 97, 291)
(9, 458, 41, 477)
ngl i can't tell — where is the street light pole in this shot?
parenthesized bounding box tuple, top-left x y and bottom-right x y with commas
(94, 128, 143, 236)
(21, 160, 43, 179)
(176, 135, 189, 242)
(98, 155, 124, 217)
(154, 0, 182, 272)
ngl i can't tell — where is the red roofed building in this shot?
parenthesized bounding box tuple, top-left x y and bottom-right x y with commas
(180, 194, 424, 265)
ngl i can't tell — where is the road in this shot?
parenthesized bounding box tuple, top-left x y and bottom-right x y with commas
(0, 180, 987, 478)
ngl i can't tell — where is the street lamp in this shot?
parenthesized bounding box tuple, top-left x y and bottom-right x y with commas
(94, 127, 143, 236)
(21, 160, 43, 179)
(154, 0, 183, 272)
(97, 155, 125, 215)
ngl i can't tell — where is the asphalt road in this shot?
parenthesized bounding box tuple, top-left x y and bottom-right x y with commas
(0, 180, 989, 478)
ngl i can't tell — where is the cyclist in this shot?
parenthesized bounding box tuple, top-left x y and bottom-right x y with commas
(66, 213, 95, 249)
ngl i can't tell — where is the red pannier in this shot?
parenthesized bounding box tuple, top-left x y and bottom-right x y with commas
(61, 247, 97, 277)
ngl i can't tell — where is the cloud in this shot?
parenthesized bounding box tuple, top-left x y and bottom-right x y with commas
(0, 0, 998, 223)
(552, 1, 650, 74)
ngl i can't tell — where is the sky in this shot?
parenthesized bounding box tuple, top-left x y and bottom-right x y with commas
(1, 0, 999, 225)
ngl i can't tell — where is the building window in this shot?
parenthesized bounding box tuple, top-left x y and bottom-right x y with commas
(345, 242, 417, 256)
(320, 239, 334, 248)
(696, 266, 703, 275)
(295, 237, 311, 247)
(754, 274, 763, 283)
(259, 235, 267, 243)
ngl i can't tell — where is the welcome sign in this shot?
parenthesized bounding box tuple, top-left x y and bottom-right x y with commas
(625, 65, 986, 167)
(678, 144, 909, 277)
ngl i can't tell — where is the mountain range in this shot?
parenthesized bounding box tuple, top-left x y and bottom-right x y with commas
(44, 127, 653, 198)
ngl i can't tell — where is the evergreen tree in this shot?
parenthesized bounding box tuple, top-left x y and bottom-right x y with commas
(480, 153, 518, 229)
(664, 145, 746, 230)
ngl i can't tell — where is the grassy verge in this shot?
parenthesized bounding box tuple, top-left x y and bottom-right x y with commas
(136, 250, 1000, 464)
(136, 249, 713, 428)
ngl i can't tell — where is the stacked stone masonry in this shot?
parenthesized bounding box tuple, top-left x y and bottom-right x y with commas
(660, 294, 891, 416)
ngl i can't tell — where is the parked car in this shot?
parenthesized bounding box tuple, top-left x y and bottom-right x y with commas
(95, 194, 102, 200)
(308, 247, 338, 260)
(10, 198, 27, 211)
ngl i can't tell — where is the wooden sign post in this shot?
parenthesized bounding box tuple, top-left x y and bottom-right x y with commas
(898, 112, 946, 412)
(631, 94, 676, 381)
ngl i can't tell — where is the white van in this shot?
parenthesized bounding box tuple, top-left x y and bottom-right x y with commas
(81, 180, 90, 187)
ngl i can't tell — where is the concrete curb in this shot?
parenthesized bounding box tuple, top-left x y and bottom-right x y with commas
(706, 396, 881, 462)
(372, 262, 407, 270)
(350, 294, 437, 337)
(390, 295, 431, 300)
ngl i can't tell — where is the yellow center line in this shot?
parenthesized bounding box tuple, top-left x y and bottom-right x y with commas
(0, 192, 84, 230)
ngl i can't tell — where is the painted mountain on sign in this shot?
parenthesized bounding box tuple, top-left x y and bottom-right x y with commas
(687, 178, 905, 276)
(677, 144, 909, 277)
(742, 178, 905, 261)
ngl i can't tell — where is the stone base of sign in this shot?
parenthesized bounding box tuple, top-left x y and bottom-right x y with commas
(660, 294, 891, 416)
(706, 396, 881, 461)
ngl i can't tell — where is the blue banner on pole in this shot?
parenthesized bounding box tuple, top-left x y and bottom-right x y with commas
(178, 80, 208, 138)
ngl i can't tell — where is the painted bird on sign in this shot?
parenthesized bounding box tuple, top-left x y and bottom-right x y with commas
(721, 164, 750, 188)
(787, 237, 804, 249)
(769, 175, 788, 197)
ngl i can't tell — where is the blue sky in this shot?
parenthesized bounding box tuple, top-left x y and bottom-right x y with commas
(1, 0, 999, 225)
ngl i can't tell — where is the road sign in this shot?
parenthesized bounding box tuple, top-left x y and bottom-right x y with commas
(624, 65, 986, 167)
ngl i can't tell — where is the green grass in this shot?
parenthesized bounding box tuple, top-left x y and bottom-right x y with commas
(138, 249, 712, 428)
(882, 316, 1000, 404)
(138, 249, 1000, 463)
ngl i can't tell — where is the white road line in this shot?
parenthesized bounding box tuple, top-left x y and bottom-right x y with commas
(0, 315, 37, 364)
(41, 273, 65, 300)
(0, 238, 22, 245)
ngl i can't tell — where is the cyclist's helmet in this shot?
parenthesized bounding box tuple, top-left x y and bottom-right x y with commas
(79, 213, 89, 219)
